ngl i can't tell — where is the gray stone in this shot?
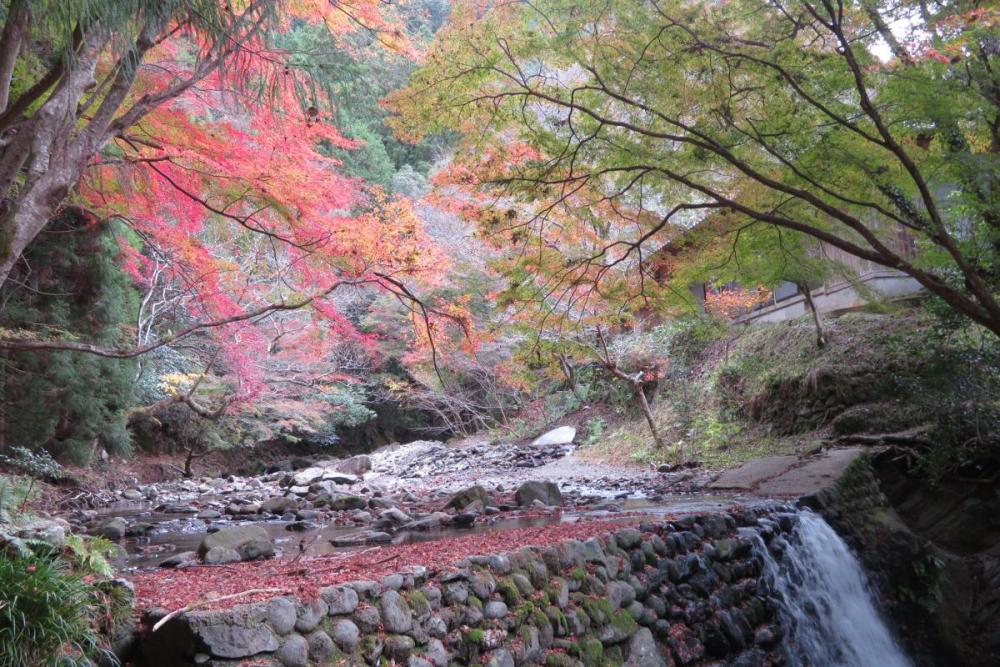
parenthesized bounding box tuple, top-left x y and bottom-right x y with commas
(261, 496, 297, 514)
(607, 581, 637, 608)
(295, 598, 328, 633)
(462, 604, 484, 625)
(329, 495, 367, 511)
(276, 634, 309, 667)
(196, 509, 221, 519)
(186, 604, 278, 659)
(381, 573, 405, 590)
(331, 618, 360, 650)
(444, 485, 492, 510)
(380, 508, 413, 525)
(292, 467, 325, 486)
(615, 528, 644, 549)
(97, 517, 127, 540)
(409, 657, 434, 667)
(425, 638, 449, 667)
(514, 481, 563, 507)
(487, 647, 516, 667)
(202, 547, 241, 565)
(335, 454, 372, 476)
(268, 597, 298, 635)
(353, 604, 381, 632)
(364, 531, 392, 544)
(320, 585, 359, 615)
(356, 580, 391, 599)
(16, 519, 66, 548)
(488, 554, 511, 573)
(159, 551, 198, 568)
(484, 600, 508, 619)
(425, 615, 448, 638)
(380, 590, 413, 633)
(443, 581, 469, 605)
(531, 426, 576, 446)
(198, 525, 274, 561)
(307, 630, 335, 660)
(550, 577, 570, 608)
(385, 634, 416, 661)
(469, 573, 495, 598)
(625, 628, 666, 667)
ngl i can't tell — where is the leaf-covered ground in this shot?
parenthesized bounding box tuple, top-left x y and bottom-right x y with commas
(131, 518, 642, 614)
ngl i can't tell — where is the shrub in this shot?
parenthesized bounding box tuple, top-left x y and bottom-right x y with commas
(0, 549, 106, 667)
(0, 446, 67, 481)
(582, 417, 606, 446)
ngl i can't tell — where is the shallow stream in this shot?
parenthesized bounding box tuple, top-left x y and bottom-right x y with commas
(98, 495, 741, 569)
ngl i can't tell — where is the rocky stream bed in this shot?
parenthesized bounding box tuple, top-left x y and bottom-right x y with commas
(65, 436, 722, 571)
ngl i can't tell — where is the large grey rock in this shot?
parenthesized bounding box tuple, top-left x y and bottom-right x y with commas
(624, 628, 666, 667)
(97, 517, 127, 540)
(276, 633, 309, 667)
(379, 590, 413, 633)
(307, 630, 335, 660)
(16, 519, 67, 548)
(159, 551, 198, 568)
(267, 597, 298, 635)
(444, 485, 492, 510)
(426, 615, 448, 638)
(353, 604, 381, 633)
(607, 581, 637, 609)
(295, 598, 328, 633)
(531, 426, 576, 446)
(334, 455, 372, 476)
(202, 547, 241, 565)
(260, 496, 297, 514)
(615, 527, 644, 549)
(486, 647, 516, 667)
(484, 600, 508, 619)
(198, 525, 273, 561)
(385, 634, 416, 661)
(379, 508, 413, 525)
(292, 467, 325, 486)
(425, 638, 450, 667)
(320, 585, 359, 615)
(328, 495, 367, 511)
(186, 604, 278, 659)
(331, 618, 360, 650)
(514, 481, 563, 507)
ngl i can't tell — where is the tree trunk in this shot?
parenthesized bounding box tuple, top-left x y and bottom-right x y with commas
(0, 0, 30, 113)
(797, 282, 827, 348)
(633, 381, 665, 449)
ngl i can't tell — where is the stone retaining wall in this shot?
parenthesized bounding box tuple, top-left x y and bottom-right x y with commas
(138, 512, 786, 667)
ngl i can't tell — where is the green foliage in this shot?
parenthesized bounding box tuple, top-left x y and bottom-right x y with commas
(0, 446, 65, 481)
(582, 417, 606, 446)
(63, 534, 116, 578)
(320, 383, 377, 430)
(0, 475, 36, 524)
(0, 549, 106, 667)
(0, 213, 138, 464)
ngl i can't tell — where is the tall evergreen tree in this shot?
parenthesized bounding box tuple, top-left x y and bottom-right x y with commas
(0, 209, 137, 463)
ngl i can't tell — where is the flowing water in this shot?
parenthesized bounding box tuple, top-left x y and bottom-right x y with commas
(754, 510, 912, 667)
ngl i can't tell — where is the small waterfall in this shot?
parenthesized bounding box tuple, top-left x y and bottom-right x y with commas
(754, 509, 912, 667)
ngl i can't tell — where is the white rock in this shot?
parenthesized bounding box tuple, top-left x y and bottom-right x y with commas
(530, 426, 576, 446)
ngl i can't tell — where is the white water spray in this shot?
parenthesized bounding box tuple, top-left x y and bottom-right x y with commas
(755, 510, 913, 667)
